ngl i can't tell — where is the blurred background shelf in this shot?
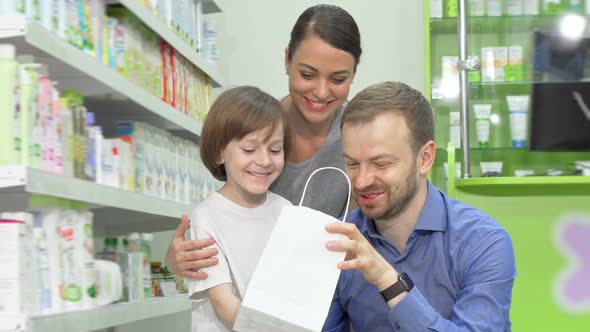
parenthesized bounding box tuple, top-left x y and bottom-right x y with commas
(430, 15, 559, 34)
(455, 175, 590, 196)
(0, 17, 203, 137)
(119, 0, 225, 87)
(0, 166, 192, 235)
(27, 295, 190, 332)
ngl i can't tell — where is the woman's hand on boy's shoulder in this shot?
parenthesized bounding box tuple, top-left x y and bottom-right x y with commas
(165, 214, 220, 279)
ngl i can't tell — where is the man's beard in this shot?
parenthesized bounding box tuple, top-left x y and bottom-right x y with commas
(355, 164, 418, 221)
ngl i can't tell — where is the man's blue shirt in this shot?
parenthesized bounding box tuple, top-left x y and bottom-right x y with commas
(323, 182, 516, 331)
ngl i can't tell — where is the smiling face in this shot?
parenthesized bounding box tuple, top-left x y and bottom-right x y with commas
(342, 112, 422, 221)
(218, 124, 285, 207)
(285, 35, 355, 126)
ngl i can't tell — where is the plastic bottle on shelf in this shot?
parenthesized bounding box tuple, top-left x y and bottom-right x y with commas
(16, 59, 42, 168)
(0, 1, 25, 16)
(85, 112, 97, 181)
(0, 44, 20, 166)
(140, 233, 153, 299)
(127, 232, 143, 301)
(26, 0, 41, 21)
(202, 19, 219, 65)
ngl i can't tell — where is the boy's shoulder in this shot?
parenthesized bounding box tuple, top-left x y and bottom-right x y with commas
(189, 193, 223, 228)
(267, 191, 294, 208)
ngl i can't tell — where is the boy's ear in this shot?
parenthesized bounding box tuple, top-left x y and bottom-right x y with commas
(216, 150, 224, 165)
(284, 47, 290, 73)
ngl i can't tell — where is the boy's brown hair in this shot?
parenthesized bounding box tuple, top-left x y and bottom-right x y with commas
(200, 86, 290, 181)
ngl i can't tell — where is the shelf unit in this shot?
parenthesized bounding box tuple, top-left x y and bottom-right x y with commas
(119, 0, 225, 87)
(430, 15, 558, 34)
(0, 166, 192, 234)
(26, 295, 190, 332)
(427, 4, 590, 330)
(0, 16, 204, 137)
(0, 2, 224, 330)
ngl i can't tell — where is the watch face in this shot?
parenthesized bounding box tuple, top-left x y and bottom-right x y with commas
(400, 272, 414, 291)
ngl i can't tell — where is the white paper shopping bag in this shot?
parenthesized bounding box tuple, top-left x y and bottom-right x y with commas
(234, 167, 351, 332)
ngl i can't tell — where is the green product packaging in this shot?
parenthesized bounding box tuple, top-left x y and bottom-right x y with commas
(504, 64, 524, 82)
(140, 233, 153, 300)
(468, 71, 482, 83)
(447, 0, 458, 17)
(0, 44, 20, 166)
(543, 0, 565, 14)
(61, 90, 85, 178)
(17, 62, 41, 167)
(59, 97, 74, 177)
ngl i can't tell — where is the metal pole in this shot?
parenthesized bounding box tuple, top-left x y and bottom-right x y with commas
(458, 0, 471, 178)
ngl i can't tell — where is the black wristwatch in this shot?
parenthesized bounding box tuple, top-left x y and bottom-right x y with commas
(380, 272, 414, 302)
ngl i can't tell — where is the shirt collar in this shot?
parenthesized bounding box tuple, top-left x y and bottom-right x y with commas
(414, 181, 448, 232)
(358, 181, 448, 238)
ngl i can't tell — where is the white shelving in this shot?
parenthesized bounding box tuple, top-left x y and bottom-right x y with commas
(0, 16, 204, 137)
(119, 0, 225, 87)
(0, 166, 193, 234)
(0, 2, 220, 330)
(26, 295, 190, 332)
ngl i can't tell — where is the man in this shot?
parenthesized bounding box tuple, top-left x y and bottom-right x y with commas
(322, 81, 516, 331)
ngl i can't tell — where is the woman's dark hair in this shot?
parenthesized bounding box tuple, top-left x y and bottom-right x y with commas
(200, 86, 290, 181)
(288, 5, 362, 72)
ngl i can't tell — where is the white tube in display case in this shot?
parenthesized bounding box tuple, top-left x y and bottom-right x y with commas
(469, 0, 485, 16)
(524, 0, 540, 15)
(449, 112, 461, 148)
(506, 95, 530, 148)
(473, 104, 492, 148)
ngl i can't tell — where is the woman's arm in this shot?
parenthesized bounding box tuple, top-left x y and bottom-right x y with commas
(208, 283, 242, 327)
(165, 215, 219, 278)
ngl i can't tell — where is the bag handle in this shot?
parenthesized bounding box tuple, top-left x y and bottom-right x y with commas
(298, 167, 352, 221)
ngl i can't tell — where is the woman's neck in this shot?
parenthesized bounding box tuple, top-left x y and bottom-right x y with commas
(282, 96, 337, 163)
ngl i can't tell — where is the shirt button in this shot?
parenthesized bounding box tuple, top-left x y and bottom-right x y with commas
(395, 323, 401, 330)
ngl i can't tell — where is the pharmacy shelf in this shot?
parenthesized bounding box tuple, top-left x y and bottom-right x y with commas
(455, 175, 590, 196)
(119, 0, 225, 87)
(27, 295, 190, 332)
(0, 16, 203, 137)
(430, 15, 557, 34)
(0, 166, 193, 234)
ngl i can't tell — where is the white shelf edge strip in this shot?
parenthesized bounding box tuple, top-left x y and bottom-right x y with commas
(0, 166, 193, 218)
(28, 295, 190, 332)
(119, 0, 224, 87)
(0, 17, 203, 136)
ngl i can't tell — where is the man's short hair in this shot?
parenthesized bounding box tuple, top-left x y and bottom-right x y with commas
(342, 81, 434, 153)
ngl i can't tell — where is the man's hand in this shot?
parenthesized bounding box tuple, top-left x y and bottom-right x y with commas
(165, 214, 219, 279)
(325, 222, 397, 291)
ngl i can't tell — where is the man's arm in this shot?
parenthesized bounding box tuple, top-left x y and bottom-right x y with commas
(165, 214, 219, 278)
(325, 223, 516, 331)
(208, 283, 241, 328)
(388, 229, 515, 331)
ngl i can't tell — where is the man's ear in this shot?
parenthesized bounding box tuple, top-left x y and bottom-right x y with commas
(417, 140, 436, 176)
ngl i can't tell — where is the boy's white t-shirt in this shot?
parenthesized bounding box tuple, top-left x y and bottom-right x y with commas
(189, 191, 292, 332)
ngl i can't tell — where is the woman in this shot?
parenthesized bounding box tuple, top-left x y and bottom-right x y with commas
(166, 3, 362, 280)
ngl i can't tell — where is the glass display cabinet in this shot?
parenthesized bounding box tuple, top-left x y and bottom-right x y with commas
(426, 0, 590, 330)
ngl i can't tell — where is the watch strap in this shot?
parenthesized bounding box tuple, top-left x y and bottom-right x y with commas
(380, 279, 407, 302)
